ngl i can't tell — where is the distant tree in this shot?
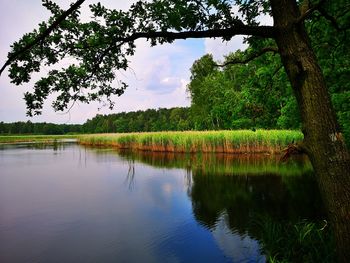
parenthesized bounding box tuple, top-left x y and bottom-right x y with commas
(0, 122, 5, 134)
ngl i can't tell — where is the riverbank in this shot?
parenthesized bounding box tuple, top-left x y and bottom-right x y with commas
(78, 130, 303, 154)
(0, 135, 78, 143)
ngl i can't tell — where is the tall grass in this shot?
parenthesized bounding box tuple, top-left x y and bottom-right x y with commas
(78, 130, 303, 153)
(254, 216, 335, 262)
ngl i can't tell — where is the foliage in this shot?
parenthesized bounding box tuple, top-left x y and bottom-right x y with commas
(82, 107, 193, 133)
(185, 1, 350, 141)
(308, 0, 350, 146)
(186, 48, 300, 131)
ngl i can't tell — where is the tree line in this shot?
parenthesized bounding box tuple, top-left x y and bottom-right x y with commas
(0, 121, 82, 135)
(82, 107, 192, 133)
(0, 107, 192, 135)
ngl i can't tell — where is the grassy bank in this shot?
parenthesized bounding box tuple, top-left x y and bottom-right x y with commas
(0, 134, 78, 143)
(78, 130, 303, 153)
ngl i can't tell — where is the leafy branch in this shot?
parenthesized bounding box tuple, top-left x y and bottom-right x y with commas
(0, 0, 86, 76)
(216, 47, 279, 67)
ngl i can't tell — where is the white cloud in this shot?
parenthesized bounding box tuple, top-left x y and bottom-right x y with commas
(257, 12, 273, 26)
(204, 36, 248, 61)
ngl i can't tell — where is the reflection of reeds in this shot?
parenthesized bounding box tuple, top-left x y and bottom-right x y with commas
(0, 140, 73, 151)
(125, 159, 136, 191)
(79, 130, 303, 154)
(115, 150, 312, 177)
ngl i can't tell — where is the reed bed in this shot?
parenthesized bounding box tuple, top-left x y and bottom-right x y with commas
(78, 130, 303, 154)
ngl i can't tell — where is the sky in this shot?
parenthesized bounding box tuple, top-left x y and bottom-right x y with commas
(0, 0, 249, 124)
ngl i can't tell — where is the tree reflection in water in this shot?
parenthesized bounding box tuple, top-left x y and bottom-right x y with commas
(117, 150, 329, 260)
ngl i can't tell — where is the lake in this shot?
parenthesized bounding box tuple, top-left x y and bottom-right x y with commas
(0, 142, 326, 263)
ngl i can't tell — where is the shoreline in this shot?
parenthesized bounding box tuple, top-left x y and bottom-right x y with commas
(0, 130, 304, 154)
(78, 130, 303, 154)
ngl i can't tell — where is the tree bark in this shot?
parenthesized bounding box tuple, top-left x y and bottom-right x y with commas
(270, 0, 350, 262)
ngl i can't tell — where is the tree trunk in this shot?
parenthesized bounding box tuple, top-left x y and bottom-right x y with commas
(270, 0, 350, 262)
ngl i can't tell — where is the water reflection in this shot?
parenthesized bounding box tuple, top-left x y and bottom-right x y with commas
(117, 150, 312, 176)
(0, 143, 326, 263)
(0, 139, 76, 151)
(125, 159, 136, 190)
(116, 150, 326, 259)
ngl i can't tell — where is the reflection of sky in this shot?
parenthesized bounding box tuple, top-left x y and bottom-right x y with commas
(212, 212, 265, 263)
(0, 144, 267, 262)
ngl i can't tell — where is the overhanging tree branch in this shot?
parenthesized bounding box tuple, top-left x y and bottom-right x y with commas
(0, 0, 277, 78)
(215, 46, 279, 67)
(0, 25, 276, 77)
(114, 25, 276, 44)
(0, 0, 86, 76)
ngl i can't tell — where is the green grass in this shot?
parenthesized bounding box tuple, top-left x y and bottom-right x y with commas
(0, 134, 78, 143)
(255, 216, 335, 262)
(78, 130, 303, 153)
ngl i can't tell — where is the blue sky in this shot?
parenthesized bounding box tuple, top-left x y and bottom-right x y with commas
(0, 0, 248, 124)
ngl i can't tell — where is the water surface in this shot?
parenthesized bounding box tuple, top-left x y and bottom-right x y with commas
(0, 143, 325, 262)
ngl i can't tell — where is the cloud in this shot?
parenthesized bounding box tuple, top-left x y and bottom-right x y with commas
(123, 38, 202, 95)
(257, 12, 273, 26)
(204, 36, 248, 61)
(132, 52, 174, 93)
